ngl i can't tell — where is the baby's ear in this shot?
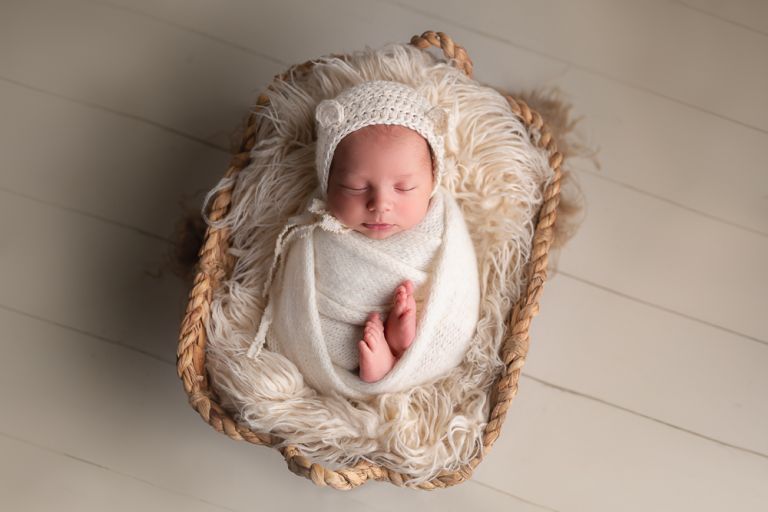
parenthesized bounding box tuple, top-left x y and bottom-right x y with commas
(425, 106, 448, 135)
(316, 99, 345, 129)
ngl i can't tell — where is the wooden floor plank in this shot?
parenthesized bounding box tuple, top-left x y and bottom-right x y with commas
(477, 375, 768, 511)
(675, 0, 768, 35)
(379, 0, 768, 132)
(0, 189, 185, 362)
(0, 79, 229, 240)
(0, 435, 233, 512)
(558, 172, 768, 342)
(527, 274, 768, 455)
(0, 0, 284, 146)
(552, 68, 768, 236)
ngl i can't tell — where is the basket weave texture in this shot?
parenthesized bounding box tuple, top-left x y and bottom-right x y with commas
(177, 30, 563, 490)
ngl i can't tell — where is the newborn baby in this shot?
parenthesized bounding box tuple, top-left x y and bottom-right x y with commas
(326, 123, 433, 382)
(247, 80, 480, 400)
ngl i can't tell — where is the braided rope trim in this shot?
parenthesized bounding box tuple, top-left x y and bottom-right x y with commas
(176, 30, 561, 490)
(410, 30, 474, 79)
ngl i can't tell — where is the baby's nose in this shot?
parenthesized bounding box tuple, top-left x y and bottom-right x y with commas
(367, 192, 393, 211)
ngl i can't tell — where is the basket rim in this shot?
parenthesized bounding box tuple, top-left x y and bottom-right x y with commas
(176, 30, 563, 491)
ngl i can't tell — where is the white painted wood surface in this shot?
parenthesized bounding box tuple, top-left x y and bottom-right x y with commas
(1, 0, 765, 510)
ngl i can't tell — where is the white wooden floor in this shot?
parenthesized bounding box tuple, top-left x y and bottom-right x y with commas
(1, 0, 766, 510)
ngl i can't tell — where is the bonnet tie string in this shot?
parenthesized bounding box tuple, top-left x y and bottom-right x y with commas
(246, 197, 351, 360)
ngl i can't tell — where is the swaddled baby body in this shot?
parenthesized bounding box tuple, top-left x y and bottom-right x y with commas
(325, 123, 434, 382)
(248, 80, 480, 399)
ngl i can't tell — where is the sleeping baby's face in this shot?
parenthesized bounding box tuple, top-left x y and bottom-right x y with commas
(326, 125, 434, 240)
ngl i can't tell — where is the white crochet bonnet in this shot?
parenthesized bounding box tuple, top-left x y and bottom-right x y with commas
(314, 80, 447, 199)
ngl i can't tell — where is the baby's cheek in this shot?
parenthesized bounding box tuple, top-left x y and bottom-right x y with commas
(327, 196, 357, 224)
(404, 198, 429, 227)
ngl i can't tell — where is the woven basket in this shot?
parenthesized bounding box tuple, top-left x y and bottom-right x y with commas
(177, 30, 563, 490)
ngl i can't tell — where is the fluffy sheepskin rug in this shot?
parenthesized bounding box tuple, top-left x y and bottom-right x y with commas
(198, 42, 581, 485)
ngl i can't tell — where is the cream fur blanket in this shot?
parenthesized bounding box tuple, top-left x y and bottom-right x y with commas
(247, 186, 480, 399)
(202, 43, 558, 485)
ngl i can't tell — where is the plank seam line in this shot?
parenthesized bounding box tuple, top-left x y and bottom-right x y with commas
(523, 374, 768, 461)
(557, 270, 768, 348)
(577, 169, 768, 238)
(0, 74, 228, 153)
(0, 185, 172, 243)
(0, 430, 238, 512)
(672, 0, 768, 39)
(470, 479, 561, 512)
(89, 0, 289, 66)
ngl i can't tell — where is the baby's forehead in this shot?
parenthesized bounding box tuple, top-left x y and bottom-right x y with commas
(343, 124, 424, 143)
(329, 124, 434, 178)
(334, 125, 431, 159)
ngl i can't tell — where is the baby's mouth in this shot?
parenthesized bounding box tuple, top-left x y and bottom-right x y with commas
(363, 223, 393, 230)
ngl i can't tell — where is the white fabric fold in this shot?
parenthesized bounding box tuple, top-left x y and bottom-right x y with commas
(248, 186, 480, 400)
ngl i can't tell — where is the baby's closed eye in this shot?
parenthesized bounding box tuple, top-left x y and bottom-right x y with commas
(340, 185, 417, 192)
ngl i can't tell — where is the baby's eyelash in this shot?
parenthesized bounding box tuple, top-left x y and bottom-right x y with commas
(340, 186, 417, 191)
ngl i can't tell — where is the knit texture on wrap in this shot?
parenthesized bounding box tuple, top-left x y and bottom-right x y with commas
(255, 187, 480, 399)
(316, 188, 444, 371)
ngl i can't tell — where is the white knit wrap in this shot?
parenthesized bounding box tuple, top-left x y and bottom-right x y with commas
(317, 191, 444, 371)
(247, 186, 480, 399)
(315, 80, 447, 200)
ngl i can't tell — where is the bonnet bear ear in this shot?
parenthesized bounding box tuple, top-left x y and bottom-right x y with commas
(316, 99, 345, 129)
(425, 106, 448, 135)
